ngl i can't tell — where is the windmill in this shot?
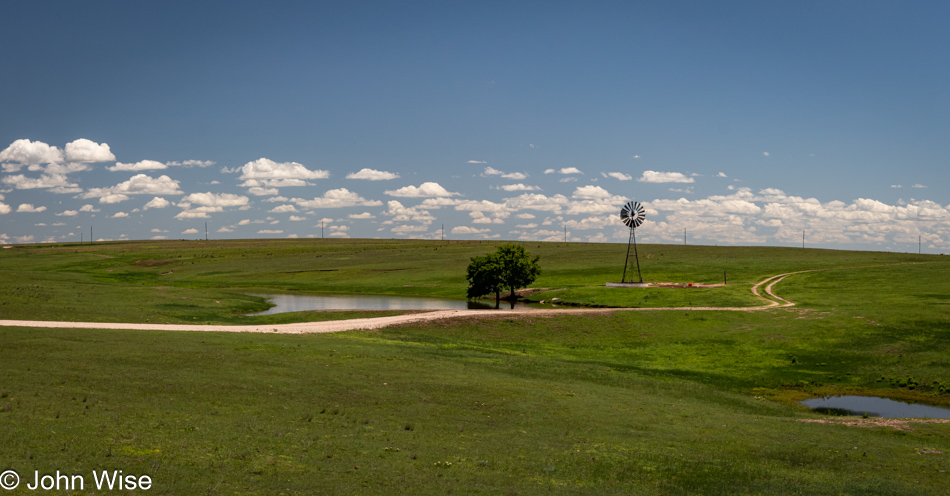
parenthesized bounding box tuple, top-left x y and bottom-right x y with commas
(620, 200, 646, 284)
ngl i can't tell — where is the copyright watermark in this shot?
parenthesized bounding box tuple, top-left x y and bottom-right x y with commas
(0, 471, 18, 490)
(0, 470, 151, 491)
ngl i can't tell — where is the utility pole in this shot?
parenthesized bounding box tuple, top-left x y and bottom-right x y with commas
(321, 221, 324, 239)
(90, 226, 93, 243)
(920, 235, 922, 255)
(80, 232, 83, 245)
(441, 224, 444, 241)
(684, 228, 686, 246)
(564, 225, 567, 243)
(802, 230, 805, 249)
(205, 223, 208, 241)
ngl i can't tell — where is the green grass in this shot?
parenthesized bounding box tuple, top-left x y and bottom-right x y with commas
(1, 239, 949, 494)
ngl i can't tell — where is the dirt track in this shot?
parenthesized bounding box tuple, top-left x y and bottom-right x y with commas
(0, 271, 797, 334)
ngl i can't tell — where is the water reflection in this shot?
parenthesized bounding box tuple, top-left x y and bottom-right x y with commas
(248, 294, 540, 315)
(800, 395, 950, 418)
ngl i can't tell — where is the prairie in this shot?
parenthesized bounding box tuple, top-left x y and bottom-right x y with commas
(1, 239, 948, 494)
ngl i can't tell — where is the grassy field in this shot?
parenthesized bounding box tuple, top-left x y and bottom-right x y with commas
(1, 239, 949, 494)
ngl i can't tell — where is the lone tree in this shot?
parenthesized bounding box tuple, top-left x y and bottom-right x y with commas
(466, 244, 541, 305)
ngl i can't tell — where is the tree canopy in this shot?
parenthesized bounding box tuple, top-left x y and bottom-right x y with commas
(466, 244, 541, 303)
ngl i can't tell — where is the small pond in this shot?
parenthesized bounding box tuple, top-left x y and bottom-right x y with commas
(800, 395, 950, 418)
(248, 294, 547, 315)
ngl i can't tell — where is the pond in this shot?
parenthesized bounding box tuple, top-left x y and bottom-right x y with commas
(800, 395, 950, 418)
(248, 294, 547, 315)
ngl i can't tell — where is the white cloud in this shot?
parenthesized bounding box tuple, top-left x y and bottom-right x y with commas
(383, 200, 435, 223)
(500, 184, 539, 192)
(467, 160, 487, 164)
(605, 172, 633, 181)
(482, 167, 503, 176)
(559, 177, 578, 182)
(64, 139, 115, 163)
(113, 212, 129, 218)
(258, 229, 284, 234)
(217, 227, 234, 233)
(891, 184, 902, 188)
(451, 226, 491, 234)
(348, 212, 376, 219)
(763, 152, 770, 157)
(385, 182, 459, 198)
(717, 172, 728, 178)
(558, 167, 583, 175)
(912, 184, 927, 189)
(0, 139, 64, 165)
(3, 173, 78, 191)
(108, 160, 166, 171)
(288, 215, 307, 221)
(515, 213, 535, 219)
(16, 204, 46, 213)
(238, 158, 329, 189)
(637, 171, 695, 183)
(165, 160, 215, 167)
(544, 169, 556, 174)
(143, 197, 170, 209)
(82, 174, 183, 203)
(270, 204, 298, 213)
(182, 228, 199, 234)
(56, 210, 78, 216)
(293, 188, 383, 208)
(346, 168, 400, 180)
(572, 185, 614, 199)
(151, 235, 167, 240)
(502, 172, 527, 180)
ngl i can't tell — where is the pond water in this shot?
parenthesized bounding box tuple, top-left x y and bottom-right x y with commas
(800, 395, 950, 418)
(248, 294, 545, 315)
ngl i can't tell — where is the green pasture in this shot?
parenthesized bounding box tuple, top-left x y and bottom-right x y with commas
(1, 239, 949, 494)
(0, 238, 932, 323)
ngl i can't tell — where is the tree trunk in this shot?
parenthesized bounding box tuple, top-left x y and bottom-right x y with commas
(494, 290, 500, 309)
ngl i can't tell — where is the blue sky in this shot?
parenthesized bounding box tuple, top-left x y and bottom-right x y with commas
(1, 1, 948, 251)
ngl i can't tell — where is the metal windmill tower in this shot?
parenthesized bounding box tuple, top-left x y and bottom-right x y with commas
(620, 200, 646, 283)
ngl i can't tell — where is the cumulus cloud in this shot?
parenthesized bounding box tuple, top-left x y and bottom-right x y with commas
(0, 203, 10, 214)
(3, 173, 78, 191)
(113, 212, 129, 218)
(385, 182, 459, 198)
(238, 158, 329, 189)
(182, 228, 199, 234)
(108, 160, 166, 171)
(81, 174, 183, 203)
(258, 229, 284, 234)
(269, 204, 298, 213)
(717, 172, 728, 178)
(143, 197, 170, 209)
(293, 188, 382, 209)
(0, 139, 64, 165)
(346, 168, 399, 180)
(383, 201, 435, 223)
(637, 171, 695, 183)
(482, 167, 503, 176)
(500, 184, 540, 192)
(348, 212, 376, 219)
(467, 160, 487, 164)
(912, 184, 927, 188)
(174, 192, 249, 219)
(604, 172, 632, 181)
(451, 226, 491, 234)
(165, 160, 215, 167)
(56, 210, 78, 216)
(16, 204, 46, 213)
(64, 139, 115, 163)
